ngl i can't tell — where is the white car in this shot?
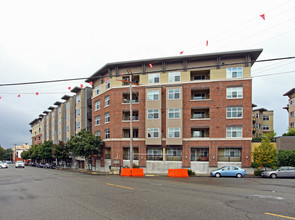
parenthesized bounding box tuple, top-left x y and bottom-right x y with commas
(15, 161, 25, 168)
(0, 161, 8, 169)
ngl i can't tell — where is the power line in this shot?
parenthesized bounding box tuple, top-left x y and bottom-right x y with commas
(1, 56, 295, 88)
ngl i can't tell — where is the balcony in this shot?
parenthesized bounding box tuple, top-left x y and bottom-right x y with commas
(190, 70, 210, 81)
(122, 75, 140, 86)
(191, 108, 210, 120)
(122, 129, 139, 138)
(191, 88, 210, 101)
(122, 111, 139, 121)
(191, 128, 209, 138)
(122, 93, 139, 104)
(191, 148, 209, 161)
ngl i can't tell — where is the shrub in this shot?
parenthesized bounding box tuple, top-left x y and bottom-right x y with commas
(188, 169, 195, 176)
(251, 162, 259, 168)
(254, 170, 263, 176)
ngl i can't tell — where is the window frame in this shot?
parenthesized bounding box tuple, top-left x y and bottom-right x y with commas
(148, 73, 160, 84)
(147, 128, 160, 138)
(105, 112, 110, 124)
(168, 72, 181, 82)
(168, 128, 180, 138)
(168, 89, 180, 100)
(226, 67, 243, 79)
(147, 109, 159, 119)
(168, 108, 180, 119)
(95, 100, 100, 111)
(226, 87, 243, 99)
(226, 106, 243, 119)
(95, 116, 100, 126)
(147, 90, 159, 101)
(226, 126, 242, 138)
(105, 95, 110, 107)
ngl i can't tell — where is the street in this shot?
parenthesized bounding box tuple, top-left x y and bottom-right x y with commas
(1, 166, 295, 220)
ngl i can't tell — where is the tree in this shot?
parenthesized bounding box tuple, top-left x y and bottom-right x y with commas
(39, 141, 54, 162)
(278, 150, 295, 166)
(30, 145, 41, 161)
(21, 150, 30, 160)
(283, 128, 295, 136)
(52, 141, 70, 165)
(67, 129, 104, 171)
(252, 132, 277, 169)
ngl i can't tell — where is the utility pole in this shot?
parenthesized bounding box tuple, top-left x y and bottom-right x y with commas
(129, 73, 133, 169)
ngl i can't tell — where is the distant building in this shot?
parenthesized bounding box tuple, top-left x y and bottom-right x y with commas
(252, 108, 274, 138)
(283, 88, 295, 129)
(12, 144, 31, 161)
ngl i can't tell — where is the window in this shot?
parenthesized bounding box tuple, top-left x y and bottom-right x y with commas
(58, 108, 61, 114)
(66, 102, 70, 110)
(95, 100, 100, 111)
(256, 113, 259, 119)
(148, 73, 160, 84)
(58, 128, 61, 134)
(291, 100, 294, 106)
(291, 111, 294, 118)
(76, 108, 80, 116)
(95, 116, 100, 126)
(263, 115, 270, 120)
(66, 126, 70, 132)
(95, 85, 101, 95)
(226, 107, 243, 118)
(168, 128, 180, 138)
(226, 67, 243, 78)
(76, 122, 80, 130)
(95, 131, 101, 137)
(226, 87, 243, 99)
(105, 79, 110, 90)
(105, 112, 110, 123)
(168, 108, 180, 119)
(263, 125, 270, 131)
(192, 130, 205, 138)
(169, 72, 180, 82)
(191, 148, 209, 161)
(147, 90, 159, 101)
(148, 109, 159, 119)
(166, 148, 182, 161)
(76, 95, 81, 104)
(224, 148, 241, 158)
(168, 89, 180, 100)
(105, 148, 111, 159)
(147, 148, 163, 161)
(193, 111, 205, 119)
(105, 129, 110, 139)
(193, 93, 206, 100)
(105, 95, 110, 107)
(194, 75, 205, 80)
(66, 114, 69, 121)
(291, 122, 294, 128)
(58, 118, 61, 124)
(147, 128, 159, 138)
(226, 126, 242, 138)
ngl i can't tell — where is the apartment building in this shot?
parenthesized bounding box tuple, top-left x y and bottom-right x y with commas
(283, 88, 295, 129)
(252, 108, 274, 138)
(87, 49, 263, 173)
(29, 118, 43, 145)
(61, 95, 75, 142)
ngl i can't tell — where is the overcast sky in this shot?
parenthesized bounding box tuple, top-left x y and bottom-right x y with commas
(1, 0, 295, 149)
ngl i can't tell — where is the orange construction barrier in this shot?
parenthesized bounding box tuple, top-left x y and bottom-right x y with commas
(120, 168, 144, 177)
(168, 169, 189, 178)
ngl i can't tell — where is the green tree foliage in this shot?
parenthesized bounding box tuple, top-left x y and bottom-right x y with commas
(29, 145, 41, 161)
(282, 128, 295, 136)
(67, 129, 104, 170)
(0, 146, 13, 161)
(39, 141, 54, 162)
(52, 141, 70, 161)
(278, 150, 295, 166)
(252, 132, 277, 169)
(21, 150, 31, 160)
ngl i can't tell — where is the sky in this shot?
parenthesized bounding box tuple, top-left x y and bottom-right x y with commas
(0, 0, 295, 149)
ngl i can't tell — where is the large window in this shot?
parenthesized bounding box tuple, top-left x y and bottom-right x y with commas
(105, 79, 110, 90)
(291, 111, 294, 118)
(105, 129, 110, 139)
(166, 148, 182, 161)
(147, 148, 163, 161)
(76, 108, 80, 116)
(123, 148, 139, 160)
(65, 102, 70, 110)
(169, 72, 180, 82)
(95, 131, 101, 137)
(263, 115, 269, 120)
(291, 122, 294, 128)
(168, 89, 180, 100)
(226, 87, 243, 99)
(218, 148, 241, 162)
(147, 90, 159, 101)
(226, 67, 243, 78)
(105, 112, 110, 123)
(76, 95, 81, 103)
(95, 116, 100, 126)
(226, 126, 242, 138)
(191, 148, 209, 161)
(147, 109, 159, 119)
(105, 95, 110, 107)
(226, 107, 243, 118)
(76, 122, 80, 130)
(95, 100, 100, 111)
(168, 108, 180, 119)
(263, 125, 270, 131)
(148, 73, 160, 84)
(168, 128, 180, 138)
(224, 148, 241, 157)
(94, 85, 101, 96)
(147, 128, 159, 138)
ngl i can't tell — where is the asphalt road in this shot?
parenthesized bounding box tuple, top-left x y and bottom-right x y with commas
(1, 166, 295, 220)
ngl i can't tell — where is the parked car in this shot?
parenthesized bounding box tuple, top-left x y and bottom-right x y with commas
(49, 163, 57, 169)
(6, 161, 13, 165)
(31, 162, 36, 167)
(38, 163, 45, 168)
(261, 167, 295, 179)
(44, 163, 51, 168)
(15, 161, 25, 168)
(0, 161, 9, 169)
(25, 162, 29, 166)
(210, 166, 246, 178)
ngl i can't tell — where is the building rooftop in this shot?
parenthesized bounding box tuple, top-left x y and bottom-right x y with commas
(86, 48, 263, 82)
(283, 88, 295, 97)
(54, 101, 63, 106)
(61, 95, 72, 100)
